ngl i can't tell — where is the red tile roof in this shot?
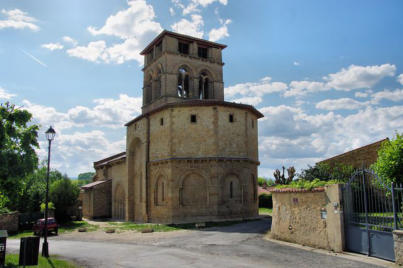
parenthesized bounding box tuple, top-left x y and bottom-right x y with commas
(81, 179, 111, 190)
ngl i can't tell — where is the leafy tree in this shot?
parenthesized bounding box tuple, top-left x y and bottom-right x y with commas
(18, 165, 68, 213)
(258, 177, 275, 187)
(298, 163, 353, 183)
(372, 132, 403, 185)
(77, 172, 95, 181)
(0, 192, 10, 214)
(49, 178, 80, 221)
(274, 166, 296, 185)
(0, 102, 39, 209)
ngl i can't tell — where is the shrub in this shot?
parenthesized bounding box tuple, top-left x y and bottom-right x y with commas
(372, 132, 403, 185)
(40, 202, 55, 213)
(275, 179, 339, 191)
(258, 193, 272, 208)
(298, 163, 353, 183)
(49, 179, 80, 222)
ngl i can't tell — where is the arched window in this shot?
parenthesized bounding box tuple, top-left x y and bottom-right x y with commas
(230, 181, 233, 199)
(155, 177, 167, 206)
(177, 67, 189, 98)
(145, 74, 153, 104)
(155, 69, 162, 99)
(198, 72, 209, 99)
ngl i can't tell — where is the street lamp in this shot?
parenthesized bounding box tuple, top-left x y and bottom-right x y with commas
(42, 126, 56, 258)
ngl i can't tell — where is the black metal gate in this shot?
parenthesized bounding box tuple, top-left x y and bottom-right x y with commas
(343, 169, 395, 261)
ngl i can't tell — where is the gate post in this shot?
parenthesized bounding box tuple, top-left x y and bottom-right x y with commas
(391, 182, 398, 230)
(362, 169, 371, 256)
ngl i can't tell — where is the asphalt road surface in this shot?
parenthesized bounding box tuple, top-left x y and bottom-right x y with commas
(7, 218, 386, 268)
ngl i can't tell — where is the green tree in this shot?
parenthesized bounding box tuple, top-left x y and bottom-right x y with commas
(77, 172, 95, 181)
(0, 102, 39, 210)
(372, 132, 403, 185)
(258, 177, 275, 187)
(49, 178, 80, 221)
(18, 165, 68, 213)
(298, 163, 353, 183)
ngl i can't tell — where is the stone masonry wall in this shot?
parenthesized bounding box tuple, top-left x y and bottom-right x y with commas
(149, 159, 258, 224)
(317, 139, 387, 169)
(92, 180, 112, 218)
(270, 184, 344, 252)
(0, 212, 18, 233)
(393, 230, 403, 265)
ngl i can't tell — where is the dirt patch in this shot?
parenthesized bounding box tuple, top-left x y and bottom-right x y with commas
(53, 227, 189, 244)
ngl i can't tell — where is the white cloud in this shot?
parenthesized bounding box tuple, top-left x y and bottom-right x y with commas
(67, 39, 144, 64)
(67, 94, 142, 128)
(324, 64, 396, 91)
(169, 7, 176, 16)
(23, 94, 142, 130)
(257, 104, 403, 175)
(398, 74, 403, 86)
(183, 3, 200, 15)
(315, 98, 368, 111)
(22, 94, 143, 176)
(0, 87, 16, 99)
(171, 14, 204, 38)
(87, 0, 162, 40)
(0, 9, 39, 31)
(208, 19, 231, 42)
(67, 0, 162, 64)
(62, 36, 78, 46)
(225, 76, 287, 100)
(284, 64, 396, 97)
(22, 100, 74, 130)
(173, 0, 228, 15)
(293, 61, 300, 66)
(37, 130, 126, 177)
(41, 42, 64, 51)
(371, 89, 403, 104)
(355, 91, 369, 98)
(231, 96, 262, 106)
(284, 81, 328, 97)
(67, 41, 106, 62)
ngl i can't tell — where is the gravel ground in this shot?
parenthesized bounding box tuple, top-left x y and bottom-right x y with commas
(6, 217, 392, 268)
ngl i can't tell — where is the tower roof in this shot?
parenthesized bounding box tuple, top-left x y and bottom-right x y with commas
(140, 30, 227, 55)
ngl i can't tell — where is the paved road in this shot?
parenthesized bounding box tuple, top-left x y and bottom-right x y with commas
(7, 218, 384, 268)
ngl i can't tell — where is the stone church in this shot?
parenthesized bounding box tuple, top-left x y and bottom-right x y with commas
(81, 30, 263, 224)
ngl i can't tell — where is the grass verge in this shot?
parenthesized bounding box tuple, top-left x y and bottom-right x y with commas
(58, 221, 99, 234)
(259, 208, 272, 215)
(106, 219, 250, 232)
(5, 253, 78, 268)
(9, 220, 99, 239)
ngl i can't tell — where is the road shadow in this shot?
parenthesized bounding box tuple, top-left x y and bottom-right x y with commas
(173, 216, 272, 234)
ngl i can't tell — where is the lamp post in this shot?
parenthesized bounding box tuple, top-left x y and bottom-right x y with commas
(42, 126, 56, 258)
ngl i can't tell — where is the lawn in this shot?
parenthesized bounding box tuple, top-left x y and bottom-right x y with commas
(9, 221, 99, 239)
(5, 254, 78, 268)
(259, 208, 272, 215)
(58, 221, 99, 234)
(105, 219, 251, 232)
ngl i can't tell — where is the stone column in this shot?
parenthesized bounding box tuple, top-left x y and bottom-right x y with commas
(325, 184, 344, 252)
(393, 230, 403, 265)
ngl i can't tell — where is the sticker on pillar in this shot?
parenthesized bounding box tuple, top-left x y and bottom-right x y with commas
(320, 209, 327, 219)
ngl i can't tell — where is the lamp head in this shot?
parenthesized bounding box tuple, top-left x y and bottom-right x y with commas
(45, 126, 56, 141)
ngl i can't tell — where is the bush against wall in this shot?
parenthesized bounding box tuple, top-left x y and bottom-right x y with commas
(298, 163, 353, 183)
(259, 193, 273, 208)
(372, 132, 403, 185)
(49, 178, 80, 221)
(0, 102, 39, 211)
(258, 177, 274, 187)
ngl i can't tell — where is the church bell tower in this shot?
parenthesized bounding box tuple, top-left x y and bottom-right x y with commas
(140, 30, 227, 114)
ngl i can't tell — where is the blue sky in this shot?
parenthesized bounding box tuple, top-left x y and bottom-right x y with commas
(1, 0, 402, 178)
